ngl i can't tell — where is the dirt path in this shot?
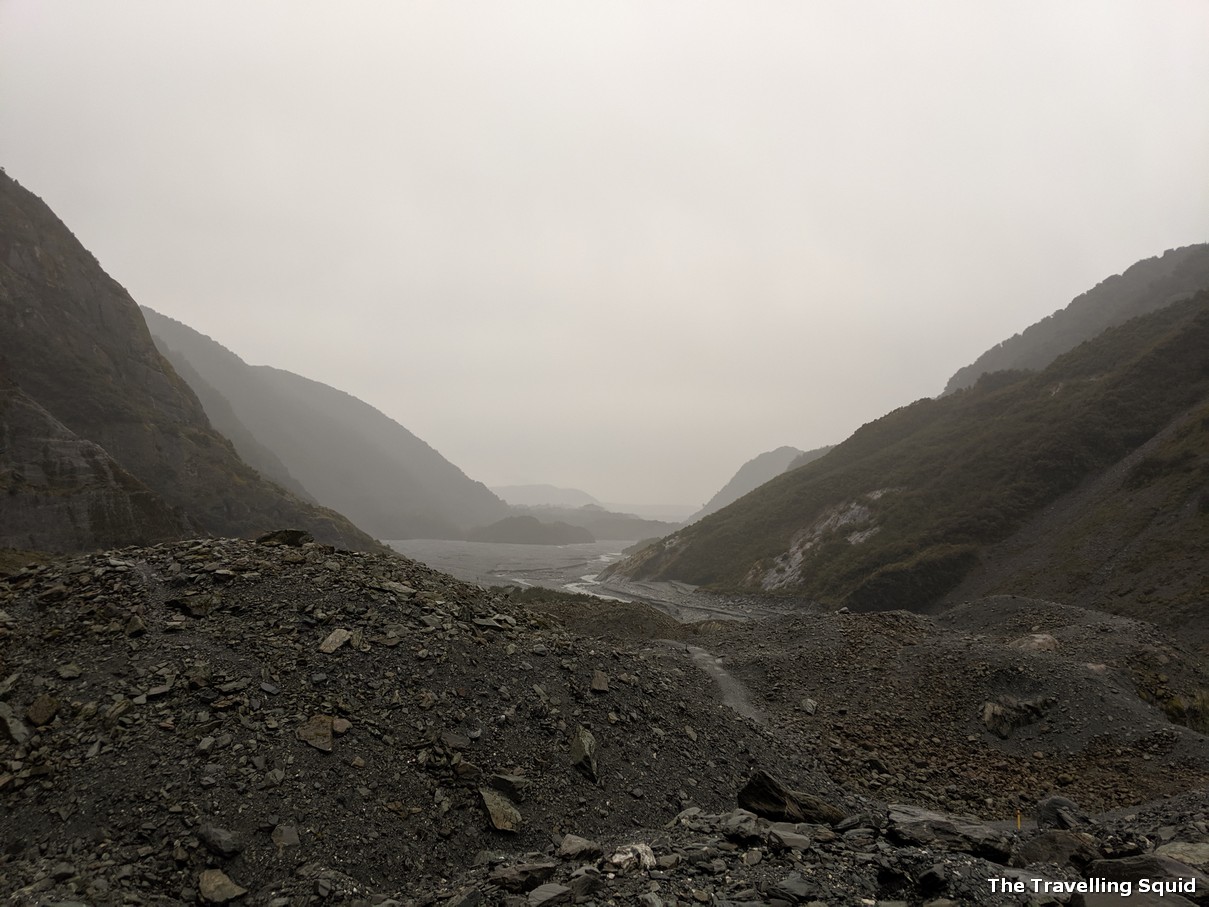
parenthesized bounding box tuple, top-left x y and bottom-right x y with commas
(652, 639, 767, 724)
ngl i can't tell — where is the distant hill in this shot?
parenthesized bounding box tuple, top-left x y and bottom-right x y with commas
(492, 484, 601, 508)
(944, 243, 1209, 394)
(142, 308, 510, 540)
(786, 445, 836, 472)
(0, 170, 378, 552)
(608, 289, 1209, 635)
(465, 515, 594, 545)
(688, 445, 833, 524)
(510, 503, 678, 541)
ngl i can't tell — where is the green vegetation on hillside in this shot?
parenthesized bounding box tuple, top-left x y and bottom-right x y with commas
(944, 243, 1209, 393)
(617, 294, 1209, 612)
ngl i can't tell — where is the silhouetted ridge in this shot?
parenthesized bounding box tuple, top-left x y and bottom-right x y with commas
(141, 307, 511, 539)
(944, 243, 1209, 394)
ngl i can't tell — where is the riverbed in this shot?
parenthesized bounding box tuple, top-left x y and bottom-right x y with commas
(385, 538, 634, 599)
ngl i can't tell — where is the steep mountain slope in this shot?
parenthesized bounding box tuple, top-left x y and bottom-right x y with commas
(0, 170, 379, 552)
(689, 445, 834, 525)
(141, 308, 510, 539)
(786, 444, 836, 472)
(687, 447, 804, 524)
(944, 243, 1209, 394)
(157, 348, 314, 501)
(0, 380, 186, 551)
(609, 293, 1209, 625)
(946, 393, 1209, 636)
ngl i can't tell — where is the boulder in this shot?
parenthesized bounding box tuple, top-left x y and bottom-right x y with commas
(570, 725, 598, 781)
(887, 804, 1012, 862)
(737, 770, 846, 826)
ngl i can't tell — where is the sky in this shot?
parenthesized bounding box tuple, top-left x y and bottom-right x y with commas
(2, 2, 1207, 507)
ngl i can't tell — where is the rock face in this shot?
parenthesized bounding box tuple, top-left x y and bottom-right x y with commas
(0, 382, 186, 551)
(0, 170, 380, 552)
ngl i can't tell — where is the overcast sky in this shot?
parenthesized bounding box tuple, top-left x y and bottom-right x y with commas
(2, 2, 1207, 506)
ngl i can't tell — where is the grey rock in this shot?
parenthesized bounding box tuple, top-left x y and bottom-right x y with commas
(557, 833, 602, 859)
(527, 883, 571, 906)
(737, 770, 847, 826)
(489, 773, 533, 802)
(479, 787, 522, 833)
(0, 702, 30, 745)
(488, 862, 556, 893)
(198, 824, 242, 857)
(887, 804, 1012, 862)
(318, 628, 353, 653)
(198, 869, 247, 903)
(570, 725, 598, 781)
(1087, 854, 1209, 899)
(296, 714, 334, 752)
(1036, 795, 1091, 830)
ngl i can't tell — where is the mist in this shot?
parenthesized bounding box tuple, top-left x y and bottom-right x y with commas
(2, 1, 1206, 504)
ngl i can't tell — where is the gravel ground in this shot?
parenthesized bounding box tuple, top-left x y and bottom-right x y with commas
(3, 537, 1209, 906)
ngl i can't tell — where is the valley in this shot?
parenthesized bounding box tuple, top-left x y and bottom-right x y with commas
(3, 150, 1209, 905)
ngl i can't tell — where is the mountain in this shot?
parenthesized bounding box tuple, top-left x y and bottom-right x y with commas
(492, 484, 601, 508)
(608, 290, 1209, 634)
(0, 170, 378, 552)
(0, 379, 187, 551)
(945, 389, 1209, 631)
(688, 445, 833, 524)
(465, 514, 595, 544)
(141, 307, 511, 540)
(508, 503, 678, 540)
(944, 243, 1209, 394)
(786, 444, 836, 472)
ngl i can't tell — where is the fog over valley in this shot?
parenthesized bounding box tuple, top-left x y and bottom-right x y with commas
(8, 6, 1209, 903)
(3, 1, 1206, 506)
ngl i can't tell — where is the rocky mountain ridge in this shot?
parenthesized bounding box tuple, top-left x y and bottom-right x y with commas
(944, 243, 1209, 395)
(688, 446, 835, 526)
(0, 170, 379, 553)
(4, 536, 1209, 904)
(606, 292, 1209, 639)
(141, 307, 510, 541)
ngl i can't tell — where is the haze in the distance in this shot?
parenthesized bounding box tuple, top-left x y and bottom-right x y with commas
(2, 1, 1206, 506)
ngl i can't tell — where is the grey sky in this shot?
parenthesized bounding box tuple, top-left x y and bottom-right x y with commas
(3, 2, 1207, 506)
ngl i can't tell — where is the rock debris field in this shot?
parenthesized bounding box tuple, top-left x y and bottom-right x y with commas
(3, 534, 1209, 906)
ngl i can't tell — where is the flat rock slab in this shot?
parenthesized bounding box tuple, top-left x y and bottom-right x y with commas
(528, 883, 572, 906)
(198, 869, 247, 903)
(1087, 855, 1209, 904)
(0, 702, 30, 745)
(319, 628, 352, 653)
(557, 833, 602, 859)
(1159, 843, 1209, 869)
(296, 715, 334, 752)
(887, 804, 1011, 862)
(480, 787, 522, 832)
(737, 769, 846, 826)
